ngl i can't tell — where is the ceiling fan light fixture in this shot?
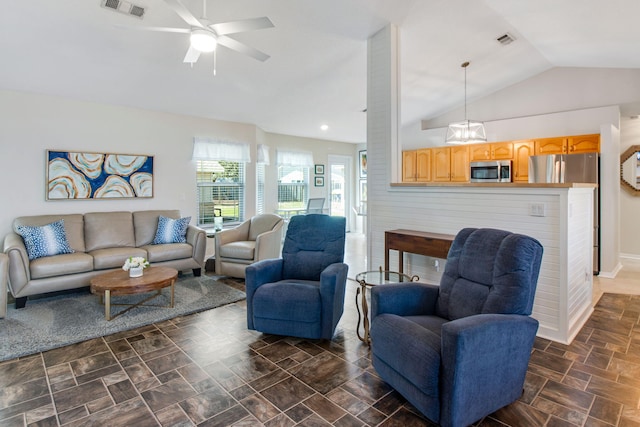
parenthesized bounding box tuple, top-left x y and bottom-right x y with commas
(190, 29, 217, 52)
(446, 61, 487, 145)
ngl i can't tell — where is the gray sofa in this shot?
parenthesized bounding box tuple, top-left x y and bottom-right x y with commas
(3, 210, 206, 309)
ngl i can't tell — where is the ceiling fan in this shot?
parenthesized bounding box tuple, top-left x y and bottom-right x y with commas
(124, 0, 274, 73)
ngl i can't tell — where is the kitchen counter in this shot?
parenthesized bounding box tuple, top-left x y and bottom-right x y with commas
(391, 182, 597, 188)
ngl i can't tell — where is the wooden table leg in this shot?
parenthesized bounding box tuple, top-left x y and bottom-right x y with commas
(170, 280, 175, 308)
(105, 290, 111, 321)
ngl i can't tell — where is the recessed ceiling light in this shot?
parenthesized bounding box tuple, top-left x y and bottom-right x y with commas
(320, 124, 329, 131)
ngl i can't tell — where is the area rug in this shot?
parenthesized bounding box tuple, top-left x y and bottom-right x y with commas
(0, 274, 246, 362)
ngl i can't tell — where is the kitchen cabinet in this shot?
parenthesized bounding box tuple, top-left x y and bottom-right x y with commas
(534, 137, 567, 155)
(433, 146, 469, 182)
(402, 149, 432, 182)
(402, 150, 416, 182)
(535, 134, 600, 155)
(469, 142, 513, 161)
(512, 140, 535, 182)
(400, 133, 598, 184)
(568, 134, 600, 153)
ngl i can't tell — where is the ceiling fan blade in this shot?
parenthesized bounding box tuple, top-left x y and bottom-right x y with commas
(163, 0, 204, 28)
(209, 17, 274, 36)
(217, 36, 270, 62)
(183, 45, 201, 63)
(115, 25, 190, 34)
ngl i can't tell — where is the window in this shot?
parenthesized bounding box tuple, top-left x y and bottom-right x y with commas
(196, 160, 245, 227)
(278, 165, 309, 212)
(256, 163, 265, 215)
(276, 149, 314, 215)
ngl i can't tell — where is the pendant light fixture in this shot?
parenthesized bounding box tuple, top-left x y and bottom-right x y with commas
(445, 61, 487, 144)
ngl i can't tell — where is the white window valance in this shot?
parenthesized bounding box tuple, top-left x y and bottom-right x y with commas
(192, 137, 251, 163)
(276, 149, 314, 167)
(257, 144, 270, 165)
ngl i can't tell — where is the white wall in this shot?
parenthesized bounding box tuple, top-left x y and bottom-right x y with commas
(0, 89, 357, 238)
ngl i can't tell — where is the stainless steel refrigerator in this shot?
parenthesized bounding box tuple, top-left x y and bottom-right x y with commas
(529, 153, 600, 274)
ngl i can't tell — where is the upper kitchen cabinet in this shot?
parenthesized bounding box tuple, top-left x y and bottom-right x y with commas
(535, 134, 600, 155)
(567, 134, 600, 154)
(534, 137, 567, 155)
(434, 145, 469, 182)
(512, 140, 535, 182)
(402, 148, 432, 182)
(469, 142, 513, 161)
(402, 150, 417, 182)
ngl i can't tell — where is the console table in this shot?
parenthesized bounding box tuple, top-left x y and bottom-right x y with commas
(384, 229, 455, 274)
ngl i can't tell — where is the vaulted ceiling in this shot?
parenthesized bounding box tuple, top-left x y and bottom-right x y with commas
(1, 0, 639, 143)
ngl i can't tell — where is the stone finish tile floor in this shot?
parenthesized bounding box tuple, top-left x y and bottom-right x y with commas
(2, 287, 640, 426)
(1, 234, 640, 427)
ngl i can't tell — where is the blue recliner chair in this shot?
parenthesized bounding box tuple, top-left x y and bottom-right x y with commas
(245, 214, 348, 340)
(370, 228, 543, 427)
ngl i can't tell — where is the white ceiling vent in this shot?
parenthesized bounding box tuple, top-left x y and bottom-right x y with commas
(101, 0, 145, 19)
(496, 33, 516, 46)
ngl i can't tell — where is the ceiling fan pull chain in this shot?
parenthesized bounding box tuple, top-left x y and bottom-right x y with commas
(213, 50, 217, 76)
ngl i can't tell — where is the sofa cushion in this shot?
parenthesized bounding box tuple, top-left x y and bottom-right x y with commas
(133, 210, 181, 246)
(142, 243, 192, 263)
(90, 247, 147, 270)
(219, 241, 256, 260)
(29, 252, 93, 279)
(153, 215, 191, 244)
(16, 220, 75, 260)
(84, 212, 135, 251)
(14, 214, 85, 252)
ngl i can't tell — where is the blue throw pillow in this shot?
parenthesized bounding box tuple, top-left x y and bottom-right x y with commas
(16, 220, 75, 260)
(152, 215, 191, 244)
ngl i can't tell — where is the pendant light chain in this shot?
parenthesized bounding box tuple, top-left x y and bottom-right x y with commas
(462, 61, 470, 121)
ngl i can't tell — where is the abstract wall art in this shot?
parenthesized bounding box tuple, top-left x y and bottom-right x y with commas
(46, 150, 154, 200)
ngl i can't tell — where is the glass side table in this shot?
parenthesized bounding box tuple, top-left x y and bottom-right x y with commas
(355, 267, 419, 345)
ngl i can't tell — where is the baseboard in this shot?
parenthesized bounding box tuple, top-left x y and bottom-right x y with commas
(598, 261, 623, 279)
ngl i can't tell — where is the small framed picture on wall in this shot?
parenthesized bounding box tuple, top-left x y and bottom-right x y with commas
(359, 150, 367, 178)
(315, 176, 324, 187)
(315, 164, 324, 175)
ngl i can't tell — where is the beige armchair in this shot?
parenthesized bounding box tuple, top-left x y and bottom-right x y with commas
(0, 253, 8, 318)
(214, 214, 284, 278)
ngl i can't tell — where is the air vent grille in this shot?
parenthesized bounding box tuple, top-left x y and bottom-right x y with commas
(130, 5, 145, 17)
(104, 0, 120, 10)
(496, 33, 516, 45)
(100, 0, 145, 19)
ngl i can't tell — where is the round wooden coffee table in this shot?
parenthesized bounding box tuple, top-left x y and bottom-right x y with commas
(90, 266, 179, 321)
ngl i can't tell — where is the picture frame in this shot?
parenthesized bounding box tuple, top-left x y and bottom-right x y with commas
(46, 150, 154, 200)
(314, 176, 324, 187)
(359, 150, 367, 178)
(360, 179, 367, 202)
(314, 164, 324, 175)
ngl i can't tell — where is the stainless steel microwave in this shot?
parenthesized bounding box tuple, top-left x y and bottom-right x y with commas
(470, 160, 512, 182)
